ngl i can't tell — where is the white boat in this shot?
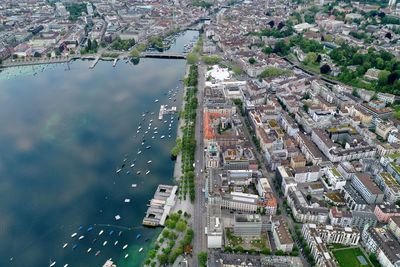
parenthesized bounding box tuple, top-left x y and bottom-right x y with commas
(130, 163, 135, 168)
(64, 264, 69, 267)
(136, 130, 139, 133)
(147, 160, 152, 164)
(124, 198, 131, 203)
(125, 254, 129, 259)
(95, 251, 100, 256)
(154, 99, 159, 103)
(131, 184, 137, 188)
(63, 243, 68, 248)
(160, 135, 165, 139)
(103, 241, 107, 246)
(123, 244, 128, 250)
(99, 230, 104, 236)
(137, 150, 142, 154)
(146, 146, 151, 149)
(154, 131, 158, 134)
(139, 247, 144, 252)
(87, 248, 92, 253)
(116, 168, 122, 174)
(150, 119, 153, 123)
(152, 136, 155, 139)
(138, 126, 141, 129)
(146, 170, 150, 175)
(79, 235, 84, 240)
(50, 261, 56, 267)
(115, 215, 121, 220)
(114, 241, 119, 246)
(154, 127, 158, 130)
(136, 171, 141, 175)
(145, 131, 148, 134)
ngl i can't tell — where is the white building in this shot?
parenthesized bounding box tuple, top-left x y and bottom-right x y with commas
(326, 167, 347, 190)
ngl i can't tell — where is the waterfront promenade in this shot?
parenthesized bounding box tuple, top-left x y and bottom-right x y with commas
(1, 56, 74, 68)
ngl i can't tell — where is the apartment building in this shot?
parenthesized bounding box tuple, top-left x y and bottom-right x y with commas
(375, 172, 400, 204)
(351, 173, 384, 204)
(272, 218, 294, 253)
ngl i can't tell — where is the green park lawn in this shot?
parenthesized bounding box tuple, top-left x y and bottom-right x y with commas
(332, 247, 372, 267)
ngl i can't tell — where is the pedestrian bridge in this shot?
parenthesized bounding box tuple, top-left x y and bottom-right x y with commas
(140, 52, 186, 59)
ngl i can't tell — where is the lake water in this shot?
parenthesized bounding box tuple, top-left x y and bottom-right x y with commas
(0, 30, 198, 267)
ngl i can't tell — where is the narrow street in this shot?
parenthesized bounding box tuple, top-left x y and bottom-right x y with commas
(238, 115, 310, 267)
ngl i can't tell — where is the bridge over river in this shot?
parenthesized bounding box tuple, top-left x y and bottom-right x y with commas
(140, 51, 186, 59)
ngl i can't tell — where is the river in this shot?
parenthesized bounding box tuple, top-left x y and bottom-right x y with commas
(0, 30, 198, 267)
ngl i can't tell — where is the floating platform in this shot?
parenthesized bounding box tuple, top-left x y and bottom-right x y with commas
(142, 184, 178, 227)
(158, 105, 177, 120)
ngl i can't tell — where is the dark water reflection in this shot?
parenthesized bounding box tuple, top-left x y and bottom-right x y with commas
(0, 30, 197, 267)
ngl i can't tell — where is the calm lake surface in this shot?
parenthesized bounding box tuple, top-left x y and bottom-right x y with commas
(0, 30, 198, 267)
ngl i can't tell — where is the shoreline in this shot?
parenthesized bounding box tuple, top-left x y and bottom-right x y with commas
(172, 64, 190, 182)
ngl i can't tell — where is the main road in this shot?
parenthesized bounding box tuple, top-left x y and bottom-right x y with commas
(192, 61, 207, 266)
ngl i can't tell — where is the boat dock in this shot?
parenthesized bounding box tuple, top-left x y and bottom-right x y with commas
(142, 184, 178, 227)
(158, 105, 177, 120)
(113, 58, 118, 67)
(89, 56, 100, 69)
(102, 259, 116, 267)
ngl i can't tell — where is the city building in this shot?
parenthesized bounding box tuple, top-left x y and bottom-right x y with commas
(233, 214, 262, 237)
(351, 173, 384, 204)
(272, 218, 294, 253)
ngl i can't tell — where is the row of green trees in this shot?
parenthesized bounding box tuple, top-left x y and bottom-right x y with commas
(179, 64, 198, 202)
